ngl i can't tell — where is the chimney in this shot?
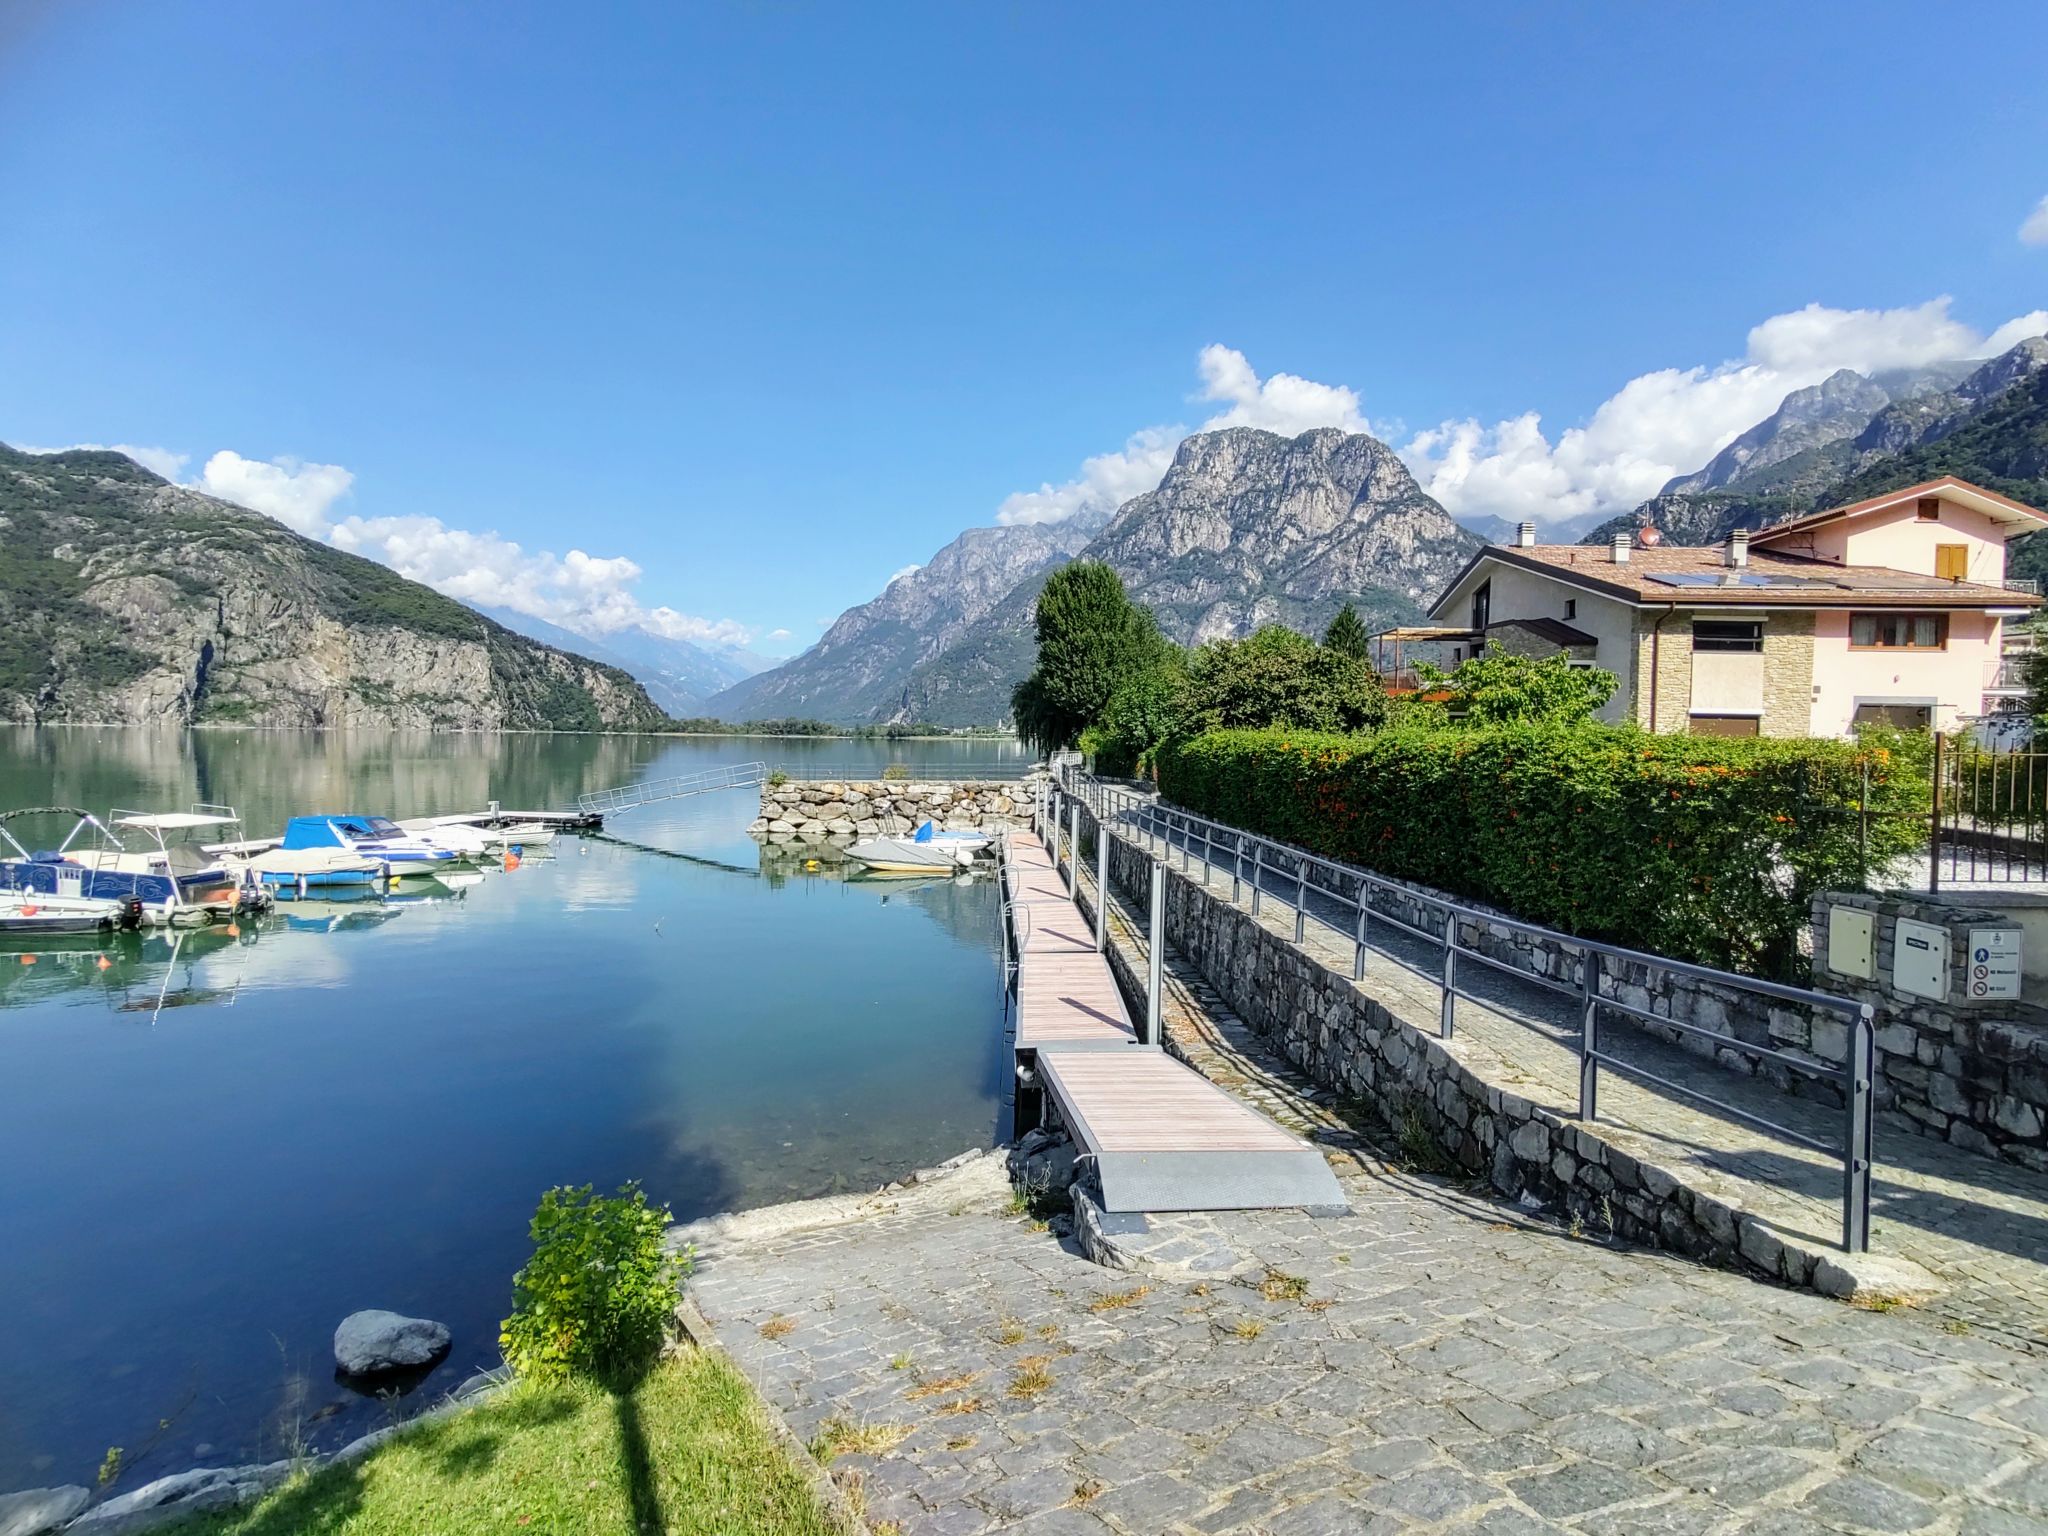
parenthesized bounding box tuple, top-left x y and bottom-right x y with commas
(1516, 521, 1536, 548)
(1725, 529, 1750, 569)
(1610, 531, 1632, 565)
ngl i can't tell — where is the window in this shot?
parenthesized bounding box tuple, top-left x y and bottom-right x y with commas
(1691, 619, 1764, 653)
(1852, 703, 1932, 729)
(1689, 714, 1760, 737)
(1935, 543, 1968, 581)
(1470, 580, 1491, 631)
(1563, 598, 1576, 620)
(1916, 496, 1941, 521)
(1850, 612, 1947, 649)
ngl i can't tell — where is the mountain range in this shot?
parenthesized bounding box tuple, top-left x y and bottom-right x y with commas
(710, 335, 2048, 729)
(711, 427, 1478, 726)
(0, 445, 668, 730)
(476, 606, 767, 715)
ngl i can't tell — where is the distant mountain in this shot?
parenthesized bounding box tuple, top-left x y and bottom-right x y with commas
(883, 427, 1480, 725)
(1583, 337, 2048, 550)
(1456, 510, 1607, 544)
(0, 446, 668, 730)
(479, 606, 763, 715)
(706, 508, 1112, 723)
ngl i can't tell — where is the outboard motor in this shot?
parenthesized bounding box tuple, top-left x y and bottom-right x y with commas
(118, 895, 144, 931)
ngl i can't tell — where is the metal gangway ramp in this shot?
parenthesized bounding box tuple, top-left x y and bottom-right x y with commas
(1004, 822, 1346, 1215)
(576, 761, 768, 816)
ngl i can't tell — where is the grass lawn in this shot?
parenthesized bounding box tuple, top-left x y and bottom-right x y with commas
(176, 1349, 847, 1536)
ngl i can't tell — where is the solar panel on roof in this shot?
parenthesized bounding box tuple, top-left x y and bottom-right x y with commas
(1645, 572, 1824, 589)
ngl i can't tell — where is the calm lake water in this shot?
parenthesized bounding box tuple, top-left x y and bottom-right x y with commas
(0, 729, 1027, 1493)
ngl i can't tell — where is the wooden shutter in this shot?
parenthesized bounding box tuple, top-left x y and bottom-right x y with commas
(1935, 543, 1968, 581)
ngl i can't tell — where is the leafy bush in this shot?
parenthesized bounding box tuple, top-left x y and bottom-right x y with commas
(882, 762, 911, 783)
(500, 1184, 687, 1387)
(1177, 627, 1385, 738)
(1416, 652, 1617, 727)
(766, 769, 789, 788)
(1154, 725, 1927, 978)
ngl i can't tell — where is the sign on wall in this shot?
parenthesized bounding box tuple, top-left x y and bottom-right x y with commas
(1965, 928, 2023, 1001)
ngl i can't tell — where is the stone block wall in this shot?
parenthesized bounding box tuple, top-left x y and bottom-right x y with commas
(750, 776, 1042, 840)
(1813, 891, 2048, 1171)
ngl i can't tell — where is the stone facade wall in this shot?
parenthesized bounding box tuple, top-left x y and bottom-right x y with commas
(1627, 612, 1695, 731)
(750, 777, 1042, 840)
(1084, 814, 1808, 1284)
(1813, 891, 2048, 1171)
(1761, 611, 1817, 736)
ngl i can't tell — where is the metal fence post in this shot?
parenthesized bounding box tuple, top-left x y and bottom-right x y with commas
(1231, 834, 1242, 902)
(1352, 884, 1369, 981)
(1069, 796, 1081, 894)
(1929, 730, 1945, 895)
(1251, 842, 1263, 916)
(1440, 921, 1458, 1038)
(1578, 949, 1599, 1122)
(1095, 816, 1109, 954)
(1146, 859, 1165, 1047)
(1844, 1005, 1874, 1252)
(1294, 860, 1308, 944)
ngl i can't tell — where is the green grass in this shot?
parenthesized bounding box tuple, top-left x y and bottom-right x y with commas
(173, 1351, 843, 1536)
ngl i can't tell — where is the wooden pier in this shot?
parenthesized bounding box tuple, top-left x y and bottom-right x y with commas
(1003, 823, 1345, 1215)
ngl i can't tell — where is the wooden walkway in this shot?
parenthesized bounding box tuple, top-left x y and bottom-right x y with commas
(1003, 823, 1345, 1215)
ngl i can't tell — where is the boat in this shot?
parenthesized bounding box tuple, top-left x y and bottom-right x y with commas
(0, 889, 130, 936)
(418, 813, 556, 850)
(847, 822, 982, 874)
(396, 818, 495, 858)
(278, 815, 462, 868)
(0, 807, 250, 925)
(241, 847, 390, 891)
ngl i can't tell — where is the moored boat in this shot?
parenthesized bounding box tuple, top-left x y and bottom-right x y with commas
(279, 815, 462, 868)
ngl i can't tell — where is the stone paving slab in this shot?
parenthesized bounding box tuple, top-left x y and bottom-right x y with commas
(687, 1153, 2048, 1535)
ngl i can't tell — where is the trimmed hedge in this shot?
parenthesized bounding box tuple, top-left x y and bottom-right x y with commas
(1154, 726, 1928, 979)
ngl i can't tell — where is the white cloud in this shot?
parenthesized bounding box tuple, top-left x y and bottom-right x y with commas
(885, 563, 923, 585)
(994, 348, 1373, 528)
(197, 450, 354, 537)
(18, 442, 192, 480)
(2021, 196, 2048, 247)
(766, 627, 793, 641)
(640, 606, 751, 647)
(1401, 297, 2048, 525)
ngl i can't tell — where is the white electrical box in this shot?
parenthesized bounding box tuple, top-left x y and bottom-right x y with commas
(1965, 928, 2023, 1001)
(1827, 907, 1874, 980)
(1893, 918, 1950, 1001)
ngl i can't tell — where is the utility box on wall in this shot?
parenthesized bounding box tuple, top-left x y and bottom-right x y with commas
(1893, 917, 1950, 1001)
(1826, 907, 1874, 980)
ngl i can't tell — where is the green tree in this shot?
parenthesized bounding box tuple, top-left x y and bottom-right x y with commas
(1011, 562, 1170, 753)
(1079, 653, 1188, 776)
(1322, 602, 1370, 660)
(1179, 625, 1385, 736)
(1418, 651, 1617, 727)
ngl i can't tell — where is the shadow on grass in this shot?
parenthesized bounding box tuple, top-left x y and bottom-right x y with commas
(614, 1387, 667, 1536)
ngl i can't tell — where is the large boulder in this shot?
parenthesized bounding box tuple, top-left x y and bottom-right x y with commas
(0, 1487, 88, 1536)
(67, 1465, 290, 1534)
(334, 1309, 451, 1376)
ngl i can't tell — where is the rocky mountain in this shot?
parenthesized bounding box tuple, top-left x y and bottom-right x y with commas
(876, 427, 1479, 726)
(0, 445, 670, 730)
(478, 605, 763, 715)
(707, 506, 1112, 722)
(1583, 337, 2048, 550)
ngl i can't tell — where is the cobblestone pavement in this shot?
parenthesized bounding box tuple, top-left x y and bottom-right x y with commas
(1103, 818, 2048, 1353)
(691, 1153, 2048, 1535)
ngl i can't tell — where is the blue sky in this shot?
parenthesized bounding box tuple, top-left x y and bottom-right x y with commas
(3, 2, 2044, 659)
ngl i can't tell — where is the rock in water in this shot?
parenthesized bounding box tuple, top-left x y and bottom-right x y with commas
(333, 1310, 451, 1376)
(0, 1486, 89, 1536)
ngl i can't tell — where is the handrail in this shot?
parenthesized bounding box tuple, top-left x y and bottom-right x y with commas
(575, 761, 768, 815)
(770, 762, 1041, 782)
(1051, 767, 1876, 1253)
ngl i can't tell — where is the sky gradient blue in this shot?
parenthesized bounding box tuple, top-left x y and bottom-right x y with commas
(2, 2, 2044, 654)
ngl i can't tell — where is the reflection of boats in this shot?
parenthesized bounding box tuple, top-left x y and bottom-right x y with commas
(281, 816, 463, 868)
(847, 822, 989, 874)
(0, 807, 254, 925)
(276, 896, 407, 933)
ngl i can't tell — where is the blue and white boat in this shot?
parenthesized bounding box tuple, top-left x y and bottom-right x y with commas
(279, 815, 462, 869)
(0, 807, 246, 924)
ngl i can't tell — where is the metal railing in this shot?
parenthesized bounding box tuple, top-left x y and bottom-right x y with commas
(771, 761, 1041, 783)
(1051, 768, 1877, 1253)
(575, 761, 767, 815)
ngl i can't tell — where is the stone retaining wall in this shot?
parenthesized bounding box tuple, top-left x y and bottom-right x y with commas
(749, 776, 1043, 840)
(1814, 891, 2048, 1171)
(1083, 811, 1825, 1289)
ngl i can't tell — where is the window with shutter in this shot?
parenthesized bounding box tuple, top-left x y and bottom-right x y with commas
(1935, 543, 1968, 581)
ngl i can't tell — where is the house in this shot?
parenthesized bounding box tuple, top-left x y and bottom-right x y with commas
(1417, 477, 2046, 737)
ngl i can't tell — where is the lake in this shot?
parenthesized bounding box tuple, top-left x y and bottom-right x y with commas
(0, 729, 1027, 1494)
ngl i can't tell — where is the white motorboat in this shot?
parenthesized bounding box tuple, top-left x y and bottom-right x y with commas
(238, 847, 389, 891)
(0, 888, 131, 935)
(396, 819, 495, 858)
(847, 823, 981, 874)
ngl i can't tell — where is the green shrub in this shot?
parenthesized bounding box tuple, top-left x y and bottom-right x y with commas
(766, 769, 788, 788)
(1154, 725, 1927, 979)
(882, 762, 911, 783)
(500, 1183, 687, 1387)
